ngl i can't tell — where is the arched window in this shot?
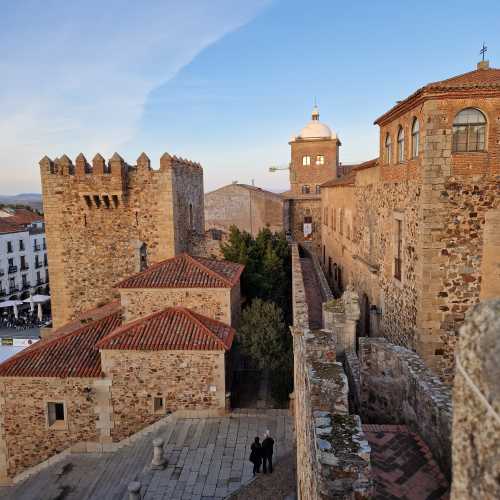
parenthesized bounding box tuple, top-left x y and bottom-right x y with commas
(411, 119, 419, 158)
(385, 133, 392, 164)
(452, 108, 486, 152)
(397, 126, 405, 163)
(302, 185, 310, 194)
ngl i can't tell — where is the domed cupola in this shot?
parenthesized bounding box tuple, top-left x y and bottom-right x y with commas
(295, 105, 337, 140)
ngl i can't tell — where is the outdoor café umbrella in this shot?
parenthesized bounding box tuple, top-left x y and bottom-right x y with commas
(23, 295, 51, 321)
(0, 300, 24, 319)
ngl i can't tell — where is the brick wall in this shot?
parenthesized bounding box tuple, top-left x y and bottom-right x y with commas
(40, 153, 204, 328)
(101, 350, 226, 441)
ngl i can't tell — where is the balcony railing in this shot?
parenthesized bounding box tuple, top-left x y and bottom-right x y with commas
(8, 266, 18, 274)
(0, 269, 4, 277)
(33, 244, 41, 252)
(20, 264, 30, 271)
(35, 262, 43, 269)
(21, 282, 31, 290)
(9, 287, 18, 294)
(0, 289, 6, 297)
(36, 279, 44, 286)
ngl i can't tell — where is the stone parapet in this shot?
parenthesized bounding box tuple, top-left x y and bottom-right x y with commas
(343, 351, 361, 414)
(358, 337, 452, 478)
(291, 244, 309, 330)
(451, 299, 500, 499)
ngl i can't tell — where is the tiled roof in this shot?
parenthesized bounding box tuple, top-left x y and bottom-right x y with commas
(321, 172, 356, 188)
(0, 208, 43, 234)
(0, 308, 122, 377)
(375, 66, 500, 125)
(116, 253, 244, 289)
(97, 307, 234, 351)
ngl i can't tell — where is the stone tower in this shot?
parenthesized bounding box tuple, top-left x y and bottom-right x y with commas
(285, 106, 340, 251)
(39, 152, 204, 328)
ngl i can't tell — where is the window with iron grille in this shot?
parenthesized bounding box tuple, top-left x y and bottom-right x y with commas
(411, 118, 419, 158)
(385, 133, 392, 164)
(397, 126, 405, 163)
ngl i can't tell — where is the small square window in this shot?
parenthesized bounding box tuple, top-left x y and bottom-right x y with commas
(154, 397, 164, 413)
(316, 155, 325, 165)
(47, 402, 65, 428)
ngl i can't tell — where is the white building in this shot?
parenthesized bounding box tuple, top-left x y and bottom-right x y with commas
(0, 208, 49, 301)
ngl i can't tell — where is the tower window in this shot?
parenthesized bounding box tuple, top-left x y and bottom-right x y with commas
(411, 118, 419, 158)
(315, 185, 321, 194)
(394, 217, 403, 281)
(301, 185, 310, 194)
(189, 203, 194, 230)
(302, 156, 311, 166)
(452, 108, 486, 152)
(316, 155, 325, 165)
(139, 243, 148, 271)
(397, 126, 405, 163)
(385, 133, 392, 164)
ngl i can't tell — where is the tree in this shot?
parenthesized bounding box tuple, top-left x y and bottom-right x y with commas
(237, 299, 291, 372)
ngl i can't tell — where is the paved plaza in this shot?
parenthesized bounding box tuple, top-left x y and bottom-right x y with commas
(0, 409, 294, 500)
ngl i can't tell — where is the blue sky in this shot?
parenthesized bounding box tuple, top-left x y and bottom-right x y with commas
(1, 0, 499, 194)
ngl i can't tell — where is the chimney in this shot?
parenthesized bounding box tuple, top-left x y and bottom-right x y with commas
(477, 60, 490, 70)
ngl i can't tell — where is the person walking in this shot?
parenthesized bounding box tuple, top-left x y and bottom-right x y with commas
(250, 436, 262, 476)
(262, 430, 275, 474)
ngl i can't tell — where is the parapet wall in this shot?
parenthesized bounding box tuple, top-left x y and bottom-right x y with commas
(357, 337, 452, 477)
(451, 299, 500, 499)
(291, 244, 372, 499)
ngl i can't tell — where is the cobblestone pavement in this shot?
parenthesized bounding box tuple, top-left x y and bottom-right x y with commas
(0, 410, 294, 500)
(363, 424, 450, 500)
(226, 450, 296, 500)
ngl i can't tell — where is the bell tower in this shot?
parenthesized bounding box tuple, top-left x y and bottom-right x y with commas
(285, 106, 340, 251)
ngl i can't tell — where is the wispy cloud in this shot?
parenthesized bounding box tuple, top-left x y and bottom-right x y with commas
(0, 0, 271, 193)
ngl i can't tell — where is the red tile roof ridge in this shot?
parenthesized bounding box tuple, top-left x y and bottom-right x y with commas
(97, 306, 233, 351)
(187, 253, 244, 287)
(0, 308, 122, 376)
(115, 253, 244, 289)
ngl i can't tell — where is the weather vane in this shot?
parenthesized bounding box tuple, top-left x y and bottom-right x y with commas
(480, 42, 488, 61)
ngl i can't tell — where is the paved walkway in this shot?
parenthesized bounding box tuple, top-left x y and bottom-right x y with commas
(363, 425, 450, 500)
(0, 410, 294, 500)
(299, 257, 324, 330)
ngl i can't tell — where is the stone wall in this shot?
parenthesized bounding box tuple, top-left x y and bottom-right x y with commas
(291, 244, 372, 499)
(119, 286, 237, 325)
(40, 153, 204, 328)
(357, 337, 452, 477)
(204, 184, 284, 236)
(451, 299, 500, 499)
(287, 197, 322, 254)
(101, 350, 226, 442)
(321, 93, 500, 381)
(0, 377, 98, 481)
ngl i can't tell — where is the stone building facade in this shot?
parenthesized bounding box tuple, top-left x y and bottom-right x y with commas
(284, 106, 341, 253)
(39, 152, 205, 328)
(0, 253, 243, 484)
(205, 183, 285, 236)
(321, 63, 500, 379)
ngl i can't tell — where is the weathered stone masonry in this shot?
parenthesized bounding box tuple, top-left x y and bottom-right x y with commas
(40, 152, 204, 328)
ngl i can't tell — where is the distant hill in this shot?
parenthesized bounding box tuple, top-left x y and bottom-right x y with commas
(0, 193, 43, 211)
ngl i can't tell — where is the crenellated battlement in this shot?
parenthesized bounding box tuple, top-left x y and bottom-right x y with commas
(39, 152, 202, 178)
(39, 149, 205, 328)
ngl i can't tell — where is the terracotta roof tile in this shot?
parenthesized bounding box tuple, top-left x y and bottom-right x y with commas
(375, 66, 500, 125)
(97, 307, 234, 351)
(116, 253, 244, 289)
(0, 308, 122, 378)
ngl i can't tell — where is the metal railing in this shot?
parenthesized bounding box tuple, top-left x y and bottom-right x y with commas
(8, 266, 18, 274)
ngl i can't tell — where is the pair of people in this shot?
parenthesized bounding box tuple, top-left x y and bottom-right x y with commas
(249, 430, 275, 475)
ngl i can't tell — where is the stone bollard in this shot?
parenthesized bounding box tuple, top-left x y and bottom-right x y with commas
(128, 481, 141, 500)
(150, 438, 166, 470)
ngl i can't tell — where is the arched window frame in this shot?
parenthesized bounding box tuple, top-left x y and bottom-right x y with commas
(385, 133, 392, 164)
(411, 118, 420, 158)
(397, 126, 405, 163)
(452, 108, 487, 152)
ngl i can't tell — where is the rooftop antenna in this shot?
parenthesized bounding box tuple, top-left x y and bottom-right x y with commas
(480, 42, 488, 61)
